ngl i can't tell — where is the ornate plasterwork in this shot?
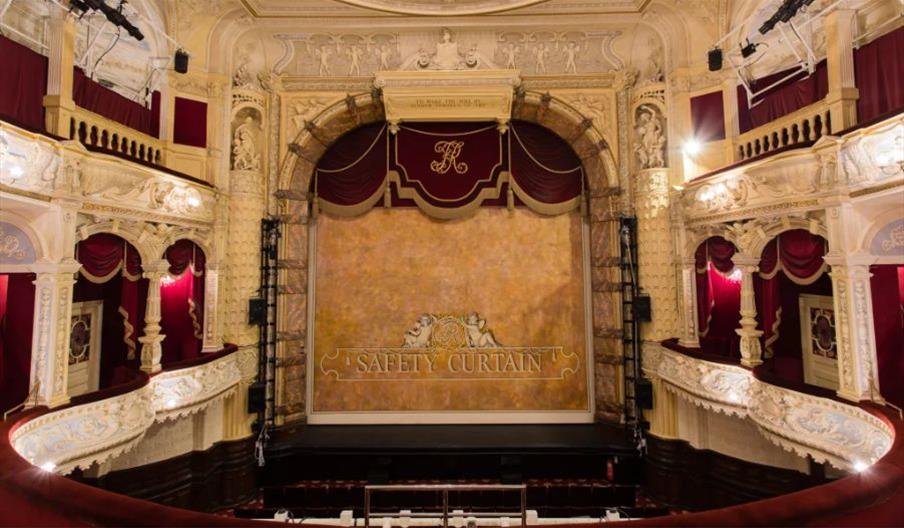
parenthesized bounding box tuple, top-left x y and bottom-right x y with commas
(644, 343, 894, 471)
(10, 353, 242, 475)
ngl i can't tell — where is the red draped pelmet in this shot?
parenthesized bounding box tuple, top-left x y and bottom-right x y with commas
(160, 240, 205, 364)
(870, 265, 904, 410)
(0, 273, 36, 414)
(74, 233, 147, 387)
(312, 120, 583, 218)
(694, 237, 741, 358)
(754, 230, 830, 375)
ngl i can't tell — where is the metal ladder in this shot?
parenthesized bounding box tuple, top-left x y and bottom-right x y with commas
(619, 216, 643, 437)
(255, 218, 281, 460)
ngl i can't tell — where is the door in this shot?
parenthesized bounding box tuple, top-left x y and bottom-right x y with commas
(68, 301, 103, 397)
(799, 294, 839, 391)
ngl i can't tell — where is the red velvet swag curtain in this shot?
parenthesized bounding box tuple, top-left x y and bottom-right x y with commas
(694, 237, 741, 357)
(73, 67, 160, 138)
(755, 229, 828, 357)
(737, 60, 829, 134)
(0, 36, 48, 132)
(0, 274, 36, 414)
(313, 120, 583, 216)
(854, 27, 904, 123)
(161, 240, 205, 364)
(76, 234, 146, 385)
(870, 265, 904, 410)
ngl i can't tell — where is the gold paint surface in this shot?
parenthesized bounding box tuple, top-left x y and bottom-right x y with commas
(312, 207, 588, 413)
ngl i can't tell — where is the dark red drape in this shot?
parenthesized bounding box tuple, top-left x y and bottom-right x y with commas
(690, 90, 726, 142)
(756, 230, 828, 358)
(737, 60, 829, 133)
(855, 26, 904, 124)
(73, 67, 160, 138)
(0, 35, 48, 132)
(315, 123, 388, 206)
(77, 233, 143, 278)
(161, 240, 205, 364)
(0, 273, 36, 414)
(694, 237, 740, 357)
(870, 265, 904, 410)
(173, 97, 208, 148)
(509, 121, 583, 204)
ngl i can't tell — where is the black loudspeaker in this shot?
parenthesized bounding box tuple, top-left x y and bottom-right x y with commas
(633, 294, 652, 322)
(708, 47, 723, 72)
(635, 378, 653, 410)
(174, 49, 190, 74)
(248, 298, 266, 325)
(248, 381, 266, 413)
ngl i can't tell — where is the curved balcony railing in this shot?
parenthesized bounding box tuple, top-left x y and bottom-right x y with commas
(1, 342, 902, 526)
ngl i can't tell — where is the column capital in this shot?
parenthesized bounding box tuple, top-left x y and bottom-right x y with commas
(732, 253, 760, 269)
(29, 258, 81, 276)
(143, 259, 171, 277)
(824, 251, 877, 269)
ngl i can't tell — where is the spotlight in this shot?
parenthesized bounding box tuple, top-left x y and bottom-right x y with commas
(708, 47, 723, 71)
(683, 139, 702, 156)
(174, 49, 190, 74)
(740, 40, 760, 59)
(759, 0, 817, 35)
(69, 0, 144, 41)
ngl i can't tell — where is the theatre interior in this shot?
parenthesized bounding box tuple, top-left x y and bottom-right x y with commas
(1, 0, 904, 525)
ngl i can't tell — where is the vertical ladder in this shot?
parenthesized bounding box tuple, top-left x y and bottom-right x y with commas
(255, 218, 281, 453)
(619, 216, 642, 433)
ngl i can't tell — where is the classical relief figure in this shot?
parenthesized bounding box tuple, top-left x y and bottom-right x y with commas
(433, 28, 462, 69)
(232, 117, 261, 171)
(502, 42, 519, 68)
(347, 45, 363, 76)
(403, 28, 495, 70)
(534, 43, 549, 74)
(312, 45, 333, 76)
(462, 312, 500, 348)
(378, 44, 393, 70)
(403, 314, 435, 347)
(564, 41, 580, 74)
(634, 105, 666, 169)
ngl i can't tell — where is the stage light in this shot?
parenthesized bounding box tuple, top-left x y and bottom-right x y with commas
(853, 460, 869, 472)
(39, 461, 57, 472)
(69, 0, 144, 41)
(740, 40, 759, 58)
(708, 47, 723, 71)
(174, 49, 190, 74)
(683, 139, 702, 156)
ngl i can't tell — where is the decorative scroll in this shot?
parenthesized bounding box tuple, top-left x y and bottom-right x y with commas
(312, 120, 584, 219)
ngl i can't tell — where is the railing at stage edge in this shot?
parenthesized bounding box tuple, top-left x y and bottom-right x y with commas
(9, 345, 241, 475)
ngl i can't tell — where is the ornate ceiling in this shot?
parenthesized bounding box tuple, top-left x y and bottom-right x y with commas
(238, 0, 649, 17)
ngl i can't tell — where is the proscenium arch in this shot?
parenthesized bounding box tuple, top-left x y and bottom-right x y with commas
(277, 90, 620, 197)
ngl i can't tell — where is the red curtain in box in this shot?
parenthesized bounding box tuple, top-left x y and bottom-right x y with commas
(0, 273, 36, 414)
(313, 120, 583, 218)
(755, 229, 829, 358)
(0, 36, 48, 132)
(690, 90, 726, 142)
(694, 237, 741, 356)
(870, 265, 904, 409)
(76, 234, 146, 386)
(854, 26, 904, 124)
(73, 67, 160, 138)
(737, 60, 829, 134)
(160, 240, 205, 364)
(173, 97, 208, 148)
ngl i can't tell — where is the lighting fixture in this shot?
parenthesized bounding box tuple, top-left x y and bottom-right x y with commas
(853, 460, 869, 472)
(174, 49, 190, 74)
(683, 139, 702, 156)
(740, 40, 760, 59)
(39, 461, 57, 472)
(759, 0, 817, 35)
(69, 0, 144, 41)
(708, 47, 723, 71)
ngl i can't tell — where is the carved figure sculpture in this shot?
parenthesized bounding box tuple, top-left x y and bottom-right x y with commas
(433, 28, 461, 70)
(403, 314, 435, 348)
(534, 44, 549, 74)
(347, 45, 363, 76)
(503, 42, 519, 68)
(564, 41, 580, 74)
(378, 44, 393, 70)
(232, 117, 261, 171)
(634, 105, 666, 169)
(314, 45, 333, 76)
(462, 312, 500, 348)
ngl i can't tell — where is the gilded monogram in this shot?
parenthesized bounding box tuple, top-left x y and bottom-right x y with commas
(0, 227, 26, 261)
(429, 140, 468, 175)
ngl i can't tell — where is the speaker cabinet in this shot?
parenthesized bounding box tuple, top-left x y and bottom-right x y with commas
(633, 295, 652, 322)
(635, 378, 653, 409)
(248, 381, 265, 413)
(248, 298, 266, 325)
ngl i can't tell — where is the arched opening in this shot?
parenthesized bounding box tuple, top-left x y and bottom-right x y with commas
(870, 264, 904, 409)
(73, 233, 148, 393)
(0, 272, 36, 414)
(753, 229, 832, 389)
(693, 236, 741, 359)
(159, 239, 206, 365)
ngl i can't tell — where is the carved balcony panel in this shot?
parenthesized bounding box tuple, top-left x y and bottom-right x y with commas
(9, 351, 241, 475)
(644, 343, 894, 471)
(0, 121, 216, 228)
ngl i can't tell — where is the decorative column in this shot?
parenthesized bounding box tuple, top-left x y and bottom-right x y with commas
(201, 262, 223, 352)
(28, 260, 81, 408)
(43, 9, 77, 137)
(825, 252, 882, 403)
(677, 258, 701, 348)
(733, 254, 763, 368)
(138, 260, 169, 373)
(824, 9, 859, 130)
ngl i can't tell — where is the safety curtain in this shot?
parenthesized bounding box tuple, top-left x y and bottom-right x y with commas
(75, 233, 147, 386)
(694, 237, 741, 357)
(160, 240, 205, 364)
(312, 120, 584, 219)
(754, 229, 829, 358)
